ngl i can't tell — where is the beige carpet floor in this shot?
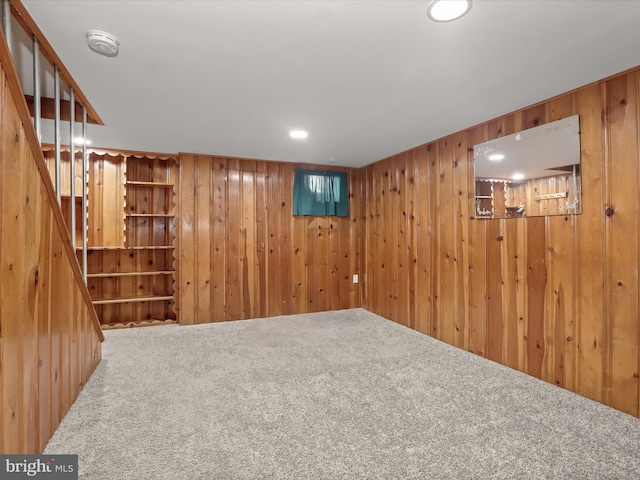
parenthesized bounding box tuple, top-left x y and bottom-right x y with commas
(45, 309, 640, 479)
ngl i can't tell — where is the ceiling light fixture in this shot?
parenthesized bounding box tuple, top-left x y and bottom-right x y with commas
(512, 173, 525, 180)
(427, 0, 472, 22)
(290, 130, 308, 139)
(488, 153, 505, 161)
(86, 30, 120, 57)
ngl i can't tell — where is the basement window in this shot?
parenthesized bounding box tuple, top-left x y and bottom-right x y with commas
(292, 169, 348, 217)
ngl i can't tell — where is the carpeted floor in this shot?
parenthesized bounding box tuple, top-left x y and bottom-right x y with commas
(45, 309, 640, 479)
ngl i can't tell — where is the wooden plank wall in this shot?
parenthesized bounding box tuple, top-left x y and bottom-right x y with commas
(0, 42, 103, 453)
(176, 155, 360, 324)
(43, 150, 126, 247)
(361, 66, 640, 417)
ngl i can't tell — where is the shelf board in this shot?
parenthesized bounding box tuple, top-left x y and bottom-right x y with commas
(93, 295, 174, 305)
(87, 270, 174, 278)
(126, 181, 173, 188)
(475, 195, 493, 199)
(126, 213, 174, 218)
(82, 245, 173, 251)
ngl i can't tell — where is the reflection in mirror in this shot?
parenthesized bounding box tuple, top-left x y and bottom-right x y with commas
(473, 114, 581, 219)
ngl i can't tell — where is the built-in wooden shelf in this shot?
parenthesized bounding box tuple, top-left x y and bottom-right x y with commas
(81, 245, 174, 251)
(80, 154, 177, 327)
(126, 213, 174, 218)
(93, 295, 174, 305)
(87, 270, 174, 278)
(126, 181, 173, 188)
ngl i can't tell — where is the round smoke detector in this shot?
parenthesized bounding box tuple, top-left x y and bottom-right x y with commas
(86, 30, 120, 57)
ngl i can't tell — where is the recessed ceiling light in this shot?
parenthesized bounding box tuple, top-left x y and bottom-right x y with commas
(512, 173, 525, 180)
(290, 130, 308, 139)
(427, 0, 472, 22)
(488, 154, 504, 161)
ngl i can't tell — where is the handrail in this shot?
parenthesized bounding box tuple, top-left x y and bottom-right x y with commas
(0, 25, 104, 342)
(9, 0, 103, 125)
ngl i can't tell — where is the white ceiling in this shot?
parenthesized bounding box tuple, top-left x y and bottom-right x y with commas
(16, 0, 640, 168)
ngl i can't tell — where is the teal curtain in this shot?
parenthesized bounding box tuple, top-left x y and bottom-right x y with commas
(292, 169, 348, 217)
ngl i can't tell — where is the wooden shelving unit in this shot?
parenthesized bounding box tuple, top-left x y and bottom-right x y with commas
(42, 149, 179, 328)
(82, 154, 178, 329)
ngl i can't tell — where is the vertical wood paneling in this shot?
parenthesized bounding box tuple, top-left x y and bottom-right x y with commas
(178, 155, 196, 324)
(196, 156, 213, 323)
(397, 154, 409, 327)
(89, 154, 125, 247)
(453, 133, 470, 350)
(351, 170, 363, 309)
(525, 216, 547, 379)
(36, 202, 52, 452)
(604, 74, 640, 415)
(226, 169, 242, 319)
(575, 83, 606, 405)
(428, 144, 441, 339)
(468, 125, 488, 356)
(485, 220, 504, 363)
(23, 136, 39, 454)
(381, 164, 394, 321)
(211, 159, 227, 322)
(362, 66, 640, 418)
(0, 51, 103, 454)
(404, 153, 416, 330)
(330, 218, 342, 311)
(1, 85, 25, 450)
(414, 145, 430, 335)
(255, 169, 267, 318)
(176, 155, 360, 323)
(266, 162, 283, 316)
(389, 161, 400, 323)
(306, 220, 320, 313)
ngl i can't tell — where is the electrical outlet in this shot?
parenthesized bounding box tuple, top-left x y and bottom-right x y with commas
(352, 274, 359, 284)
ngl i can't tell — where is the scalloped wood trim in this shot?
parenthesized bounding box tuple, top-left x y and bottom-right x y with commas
(101, 319, 178, 330)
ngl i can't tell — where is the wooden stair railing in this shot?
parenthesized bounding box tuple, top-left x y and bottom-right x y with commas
(8, 0, 103, 126)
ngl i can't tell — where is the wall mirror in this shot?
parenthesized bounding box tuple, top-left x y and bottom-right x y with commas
(473, 114, 581, 219)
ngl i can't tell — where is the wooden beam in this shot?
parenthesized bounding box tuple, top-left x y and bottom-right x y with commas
(9, 0, 104, 125)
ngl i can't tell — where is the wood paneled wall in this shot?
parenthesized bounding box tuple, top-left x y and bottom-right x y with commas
(0, 40, 103, 453)
(361, 67, 640, 417)
(176, 155, 360, 324)
(43, 150, 127, 247)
